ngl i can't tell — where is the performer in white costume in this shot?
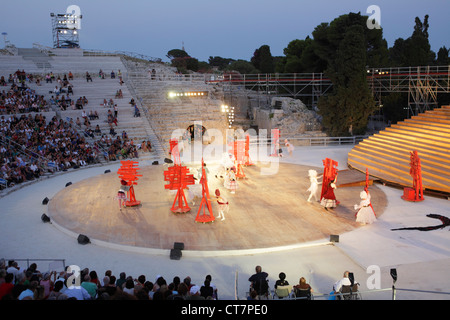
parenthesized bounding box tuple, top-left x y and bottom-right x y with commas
(307, 169, 322, 202)
(224, 167, 238, 194)
(215, 153, 234, 179)
(215, 189, 229, 221)
(354, 190, 377, 225)
(284, 139, 295, 157)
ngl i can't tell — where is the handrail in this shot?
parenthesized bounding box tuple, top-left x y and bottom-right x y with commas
(4, 258, 66, 271)
(248, 135, 368, 146)
(120, 56, 166, 157)
(83, 48, 162, 63)
(0, 135, 53, 172)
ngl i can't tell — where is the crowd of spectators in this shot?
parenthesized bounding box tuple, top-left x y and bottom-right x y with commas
(0, 260, 353, 301)
(0, 68, 154, 189)
(0, 71, 49, 115)
(0, 113, 102, 186)
(0, 260, 219, 300)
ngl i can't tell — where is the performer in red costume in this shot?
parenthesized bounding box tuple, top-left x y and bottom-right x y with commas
(320, 176, 337, 211)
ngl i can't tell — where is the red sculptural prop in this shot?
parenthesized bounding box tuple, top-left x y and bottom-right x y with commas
(228, 139, 247, 179)
(270, 128, 280, 157)
(195, 158, 215, 223)
(244, 134, 253, 166)
(117, 160, 142, 207)
(402, 150, 425, 202)
(164, 139, 195, 213)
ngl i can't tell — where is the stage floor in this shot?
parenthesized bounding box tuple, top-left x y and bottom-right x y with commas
(48, 162, 386, 251)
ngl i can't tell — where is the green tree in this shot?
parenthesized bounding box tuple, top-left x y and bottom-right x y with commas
(167, 49, 189, 59)
(226, 59, 259, 74)
(389, 15, 435, 67)
(251, 45, 274, 73)
(313, 13, 382, 136)
(208, 56, 235, 70)
(280, 36, 327, 73)
(436, 46, 449, 65)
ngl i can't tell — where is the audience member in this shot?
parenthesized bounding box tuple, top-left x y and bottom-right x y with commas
(248, 265, 269, 297)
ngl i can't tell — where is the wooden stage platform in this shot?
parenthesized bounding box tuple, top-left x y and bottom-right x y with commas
(48, 163, 386, 251)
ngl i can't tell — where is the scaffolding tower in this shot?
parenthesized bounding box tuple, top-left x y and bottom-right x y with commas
(50, 11, 82, 48)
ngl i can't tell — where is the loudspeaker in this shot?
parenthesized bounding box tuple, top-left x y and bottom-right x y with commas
(77, 234, 90, 245)
(170, 249, 182, 260)
(330, 234, 339, 243)
(42, 197, 49, 205)
(164, 158, 173, 164)
(390, 268, 397, 282)
(41, 213, 51, 223)
(152, 161, 159, 165)
(65, 182, 72, 187)
(174, 242, 184, 250)
(104, 169, 111, 174)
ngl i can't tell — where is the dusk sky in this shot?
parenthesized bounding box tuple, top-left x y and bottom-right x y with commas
(1, 0, 449, 63)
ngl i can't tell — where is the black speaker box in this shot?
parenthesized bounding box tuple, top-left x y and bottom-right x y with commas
(77, 234, 91, 245)
(174, 242, 184, 250)
(330, 234, 339, 243)
(65, 182, 72, 187)
(42, 197, 49, 205)
(104, 169, 111, 174)
(170, 249, 182, 260)
(152, 161, 159, 165)
(41, 213, 51, 223)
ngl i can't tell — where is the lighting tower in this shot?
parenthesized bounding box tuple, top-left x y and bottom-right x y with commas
(50, 10, 82, 48)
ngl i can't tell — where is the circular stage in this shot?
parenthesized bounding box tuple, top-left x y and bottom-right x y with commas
(48, 162, 386, 252)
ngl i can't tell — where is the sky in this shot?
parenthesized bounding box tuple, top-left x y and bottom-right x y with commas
(0, 0, 449, 63)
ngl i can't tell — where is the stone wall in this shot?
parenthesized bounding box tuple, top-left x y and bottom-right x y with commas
(253, 97, 323, 137)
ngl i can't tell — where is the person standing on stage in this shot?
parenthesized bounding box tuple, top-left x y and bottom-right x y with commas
(215, 189, 229, 221)
(320, 176, 338, 210)
(284, 139, 294, 157)
(117, 179, 129, 210)
(307, 169, 322, 202)
(354, 190, 377, 225)
(224, 167, 238, 194)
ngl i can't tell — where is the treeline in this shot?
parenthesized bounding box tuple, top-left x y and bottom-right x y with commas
(167, 12, 449, 135)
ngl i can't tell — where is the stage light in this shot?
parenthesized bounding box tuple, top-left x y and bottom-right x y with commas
(167, 91, 208, 98)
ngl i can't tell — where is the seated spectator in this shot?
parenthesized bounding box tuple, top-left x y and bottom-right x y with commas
(47, 279, 64, 300)
(200, 279, 214, 299)
(293, 277, 313, 300)
(274, 272, 289, 289)
(86, 72, 93, 82)
(94, 125, 102, 136)
(81, 275, 97, 299)
(0, 273, 15, 299)
(248, 265, 269, 297)
(333, 270, 355, 294)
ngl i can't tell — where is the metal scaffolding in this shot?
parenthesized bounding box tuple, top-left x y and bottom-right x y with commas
(367, 65, 450, 118)
(215, 65, 450, 117)
(50, 11, 82, 48)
